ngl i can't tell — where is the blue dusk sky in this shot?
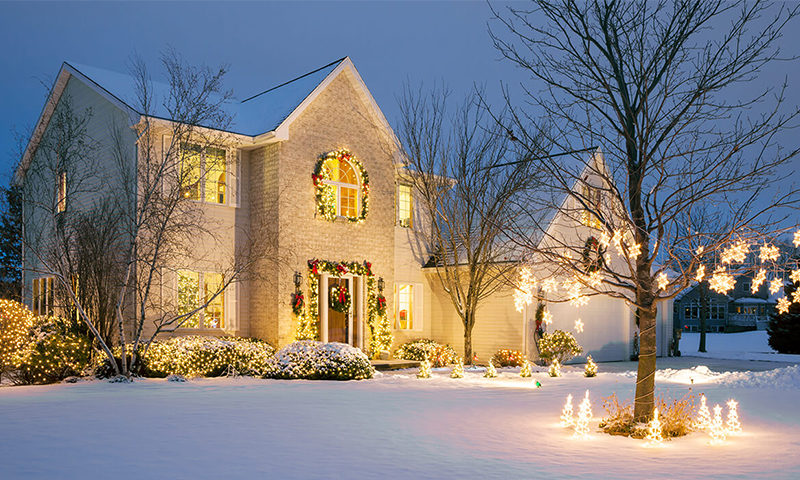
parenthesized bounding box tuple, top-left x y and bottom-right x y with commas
(1, 0, 798, 191)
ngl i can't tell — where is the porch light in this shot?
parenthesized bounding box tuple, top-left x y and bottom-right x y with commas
(378, 277, 385, 292)
(294, 271, 302, 289)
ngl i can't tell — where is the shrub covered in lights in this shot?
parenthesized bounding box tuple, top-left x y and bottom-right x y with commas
(394, 339, 457, 368)
(12, 316, 93, 385)
(272, 340, 374, 380)
(491, 349, 525, 367)
(0, 299, 34, 378)
(538, 330, 583, 365)
(599, 393, 696, 439)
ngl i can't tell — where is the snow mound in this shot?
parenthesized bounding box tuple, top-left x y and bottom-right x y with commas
(718, 365, 800, 390)
(273, 341, 374, 380)
(617, 365, 727, 384)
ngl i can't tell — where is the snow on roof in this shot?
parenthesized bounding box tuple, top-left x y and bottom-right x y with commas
(64, 57, 347, 137)
(733, 297, 772, 304)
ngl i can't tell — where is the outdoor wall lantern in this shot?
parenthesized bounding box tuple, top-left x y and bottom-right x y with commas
(293, 271, 302, 289)
(378, 277, 385, 292)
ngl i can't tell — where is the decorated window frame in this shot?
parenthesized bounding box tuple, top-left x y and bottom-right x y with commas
(312, 149, 370, 223)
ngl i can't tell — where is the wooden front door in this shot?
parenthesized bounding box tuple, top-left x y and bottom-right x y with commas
(328, 278, 349, 343)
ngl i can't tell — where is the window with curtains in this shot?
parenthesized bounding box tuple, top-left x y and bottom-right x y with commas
(180, 143, 227, 205)
(396, 283, 414, 330)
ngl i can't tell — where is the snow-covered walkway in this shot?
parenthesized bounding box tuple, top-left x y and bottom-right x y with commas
(2, 359, 799, 479)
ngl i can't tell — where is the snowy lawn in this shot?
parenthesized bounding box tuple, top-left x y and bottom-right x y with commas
(680, 330, 800, 363)
(2, 359, 800, 480)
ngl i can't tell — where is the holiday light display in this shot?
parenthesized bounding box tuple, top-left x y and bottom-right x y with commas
(759, 244, 780, 263)
(709, 404, 727, 444)
(726, 399, 742, 435)
(791, 269, 800, 285)
(627, 241, 642, 260)
(520, 358, 532, 377)
(312, 149, 369, 223)
(484, 360, 498, 378)
(752, 269, 767, 294)
(696, 394, 712, 431)
(417, 359, 432, 379)
(573, 390, 593, 439)
(770, 278, 784, 295)
(721, 240, 748, 264)
(794, 230, 800, 248)
(542, 309, 554, 326)
(644, 407, 664, 446)
(777, 297, 791, 315)
(584, 355, 597, 377)
(549, 359, 561, 377)
(695, 264, 706, 282)
(656, 272, 669, 291)
(450, 357, 464, 378)
(542, 278, 558, 294)
(574, 319, 584, 333)
(0, 300, 34, 376)
(565, 280, 589, 307)
(513, 267, 535, 312)
(709, 267, 735, 294)
(586, 270, 602, 288)
(560, 393, 575, 427)
(599, 231, 610, 249)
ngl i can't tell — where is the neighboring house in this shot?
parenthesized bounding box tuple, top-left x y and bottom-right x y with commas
(16, 57, 672, 362)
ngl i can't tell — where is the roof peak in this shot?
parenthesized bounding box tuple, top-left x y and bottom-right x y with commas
(240, 56, 348, 104)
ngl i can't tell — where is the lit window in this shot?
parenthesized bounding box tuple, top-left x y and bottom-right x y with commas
(397, 284, 413, 330)
(56, 171, 67, 213)
(322, 157, 359, 218)
(32, 277, 55, 316)
(181, 144, 227, 204)
(398, 184, 412, 227)
(177, 270, 225, 329)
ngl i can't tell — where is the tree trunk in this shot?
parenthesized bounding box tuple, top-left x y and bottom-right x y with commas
(699, 282, 709, 353)
(463, 312, 475, 365)
(633, 293, 657, 421)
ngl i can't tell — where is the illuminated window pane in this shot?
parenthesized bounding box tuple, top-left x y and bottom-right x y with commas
(32, 278, 39, 316)
(398, 185, 412, 227)
(340, 186, 358, 218)
(205, 148, 226, 204)
(181, 144, 202, 200)
(397, 284, 413, 330)
(177, 270, 200, 328)
(322, 158, 360, 219)
(204, 273, 225, 329)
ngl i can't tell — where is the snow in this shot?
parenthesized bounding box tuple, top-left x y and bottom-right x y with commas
(2, 355, 800, 479)
(680, 331, 800, 363)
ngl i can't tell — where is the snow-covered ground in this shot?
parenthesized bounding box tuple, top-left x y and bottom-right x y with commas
(2, 357, 799, 479)
(680, 330, 800, 362)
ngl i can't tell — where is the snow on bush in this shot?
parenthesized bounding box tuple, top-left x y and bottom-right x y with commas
(491, 349, 525, 367)
(11, 316, 92, 385)
(394, 339, 457, 367)
(719, 365, 800, 390)
(272, 340, 374, 380)
(538, 330, 582, 365)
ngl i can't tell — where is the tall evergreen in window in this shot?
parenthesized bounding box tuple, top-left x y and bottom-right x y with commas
(0, 184, 21, 301)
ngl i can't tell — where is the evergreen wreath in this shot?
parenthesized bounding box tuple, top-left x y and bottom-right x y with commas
(312, 149, 370, 223)
(329, 285, 352, 313)
(581, 236, 606, 273)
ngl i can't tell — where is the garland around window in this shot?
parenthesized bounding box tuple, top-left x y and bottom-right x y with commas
(312, 149, 370, 223)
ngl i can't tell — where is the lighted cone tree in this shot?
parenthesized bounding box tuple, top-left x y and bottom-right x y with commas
(417, 359, 432, 379)
(548, 359, 561, 378)
(584, 355, 598, 377)
(492, 0, 800, 422)
(696, 394, 712, 431)
(726, 399, 742, 435)
(560, 394, 574, 427)
(573, 390, 593, 439)
(644, 408, 664, 446)
(484, 361, 498, 378)
(709, 404, 727, 444)
(520, 358, 532, 378)
(451, 357, 464, 379)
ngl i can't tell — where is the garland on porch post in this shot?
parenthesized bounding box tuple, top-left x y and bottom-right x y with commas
(367, 276, 393, 358)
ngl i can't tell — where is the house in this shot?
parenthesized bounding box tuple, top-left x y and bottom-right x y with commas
(16, 57, 672, 363)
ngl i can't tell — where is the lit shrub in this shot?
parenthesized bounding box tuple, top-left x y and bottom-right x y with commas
(12, 316, 93, 385)
(394, 339, 457, 367)
(538, 330, 582, 365)
(599, 393, 696, 439)
(491, 349, 525, 367)
(272, 340, 374, 380)
(0, 299, 34, 378)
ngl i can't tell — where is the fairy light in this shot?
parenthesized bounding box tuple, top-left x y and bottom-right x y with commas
(656, 272, 669, 291)
(696, 394, 712, 431)
(0, 300, 34, 373)
(573, 390, 593, 439)
(417, 358, 432, 379)
(790, 269, 800, 284)
(726, 399, 741, 435)
(770, 278, 784, 295)
(644, 407, 664, 446)
(560, 394, 575, 427)
(709, 267, 735, 294)
(777, 297, 791, 314)
(549, 359, 561, 377)
(542, 310, 554, 326)
(450, 357, 464, 378)
(574, 318, 584, 333)
(721, 241, 748, 264)
(709, 404, 727, 444)
(751, 269, 767, 294)
(611, 230, 624, 254)
(695, 264, 706, 282)
(584, 355, 597, 377)
(696, 245, 705, 255)
(627, 242, 642, 260)
(565, 280, 588, 307)
(759, 244, 780, 263)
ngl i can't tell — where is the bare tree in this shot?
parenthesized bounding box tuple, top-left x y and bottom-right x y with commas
(490, 0, 800, 420)
(397, 86, 540, 363)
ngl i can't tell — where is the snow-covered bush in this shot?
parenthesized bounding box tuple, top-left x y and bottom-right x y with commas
(272, 340, 374, 380)
(599, 393, 696, 439)
(394, 339, 457, 367)
(538, 330, 582, 365)
(12, 316, 93, 385)
(491, 349, 525, 367)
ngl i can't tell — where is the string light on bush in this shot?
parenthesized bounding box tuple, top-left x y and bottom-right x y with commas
(574, 318, 584, 333)
(560, 393, 575, 427)
(709, 404, 727, 444)
(759, 244, 780, 263)
(573, 390, 593, 439)
(721, 241, 749, 264)
(726, 399, 742, 435)
(709, 267, 735, 294)
(450, 357, 464, 379)
(752, 269, 767, 294)
(644, 408, 664, 446)
(584, 355, 597, 377)
(770, 278, 784, 295)
(777, 297, 791, 315)
(696, 394, 712, 431)
(695, 264, 706, 282)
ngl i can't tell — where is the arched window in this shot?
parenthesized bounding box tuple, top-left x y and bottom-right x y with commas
(322, 157, 359, 218)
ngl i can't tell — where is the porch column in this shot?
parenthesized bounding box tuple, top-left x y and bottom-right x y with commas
(320, 273, 329, 343)
(357, 276, 365, 349)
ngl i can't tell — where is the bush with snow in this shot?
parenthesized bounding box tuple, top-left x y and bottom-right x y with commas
(12, 316, 93, 385)
(272, 340, 374, 380)
(538, 330, 582, 365)
(491, 349, 525, 367)
(394, 339, 457, 367)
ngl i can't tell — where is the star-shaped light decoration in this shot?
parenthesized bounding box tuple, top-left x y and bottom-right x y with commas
(777, 297, 791, 314)
(599, 231, 611, 250)
(695, 264, 706, 282)
(656, 272, 669, 291)
(574, 318, 584, 333)
(790, 269, 800, 284)
(612, 229, 624, 253)
(769, 278, 784, 295)
(721, 241, 749, 264)
(586, 271, 602, 288)
(542, 278, 558, 294)
(751, 269, 767, 294)
(627, 242, 641, 260)
(794, 230, 800, 248)
(759, 244, 780, 263)
(696, 245, 705, 255)
(542, 310, 554, 326)
(792, 290, 800, 305)
(709, 267, 735, 294)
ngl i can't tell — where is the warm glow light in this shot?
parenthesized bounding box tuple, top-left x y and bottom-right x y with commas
(565, 280, 589, 307)
(450, 357, 464, 378)
(645, 407, 664, 446)
(417, 359, 432, 379)
(574, 318, 584, 333)
(721, 241, 749, 264)
(759, 244, 780, 263)
(695, 264, 706, 282)
(584, 355, 597, 377)
(612, 230, 624, 254)
(695, 394, 711, 431)
(790, 269, 800, 284)
(542, 310, 554, 326)
(484, 360, 498, 378)
(777, 297, 791, 314)
(586, 271, 602, 288)
(560, 394, 575, 427)
(770, 278, 784, 295)
(628, 242, 641, 260)
(543, 278, 558, 294)
(599, 232, 610, 249)
(573, 390, 593, 439)
(709, 404, 727, 444)
(794, 230, 800, 248)
(726, 399, 741, 435)
(709, 267, 735, 294)
(549, 359, 561, 377)
(656, 272, 669, 291)
(752, 269, 767, 294)
(514, 267, 535, 313)
(696, 245, 705, 255)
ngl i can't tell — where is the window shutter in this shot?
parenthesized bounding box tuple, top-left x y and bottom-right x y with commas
(413, 283, 424, 331)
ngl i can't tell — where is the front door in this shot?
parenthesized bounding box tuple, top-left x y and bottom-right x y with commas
(328, 278, 349, 343)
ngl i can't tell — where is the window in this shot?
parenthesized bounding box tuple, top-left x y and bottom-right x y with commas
(56, 171, 67, 213)
(398, 184, 412, 227)
(32, 277, 55, 316)
(322, 157, 359, 218)
(181, 143, 227, 204)
(580, 178, 602, 228)
(396, 284, 413, 329)
(177, 270, 225, 329)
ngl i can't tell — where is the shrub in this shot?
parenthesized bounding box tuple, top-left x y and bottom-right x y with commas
(394, 339, 457, 367)
(767, 282, 800, 354)
(491, 349, 525, 367)
(599, 393, 696, 439)
(538, 330, 582, 364)
(272, 340, 374, 380)
(0, 299, 34, 377)
(12, 316, 93, 385)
